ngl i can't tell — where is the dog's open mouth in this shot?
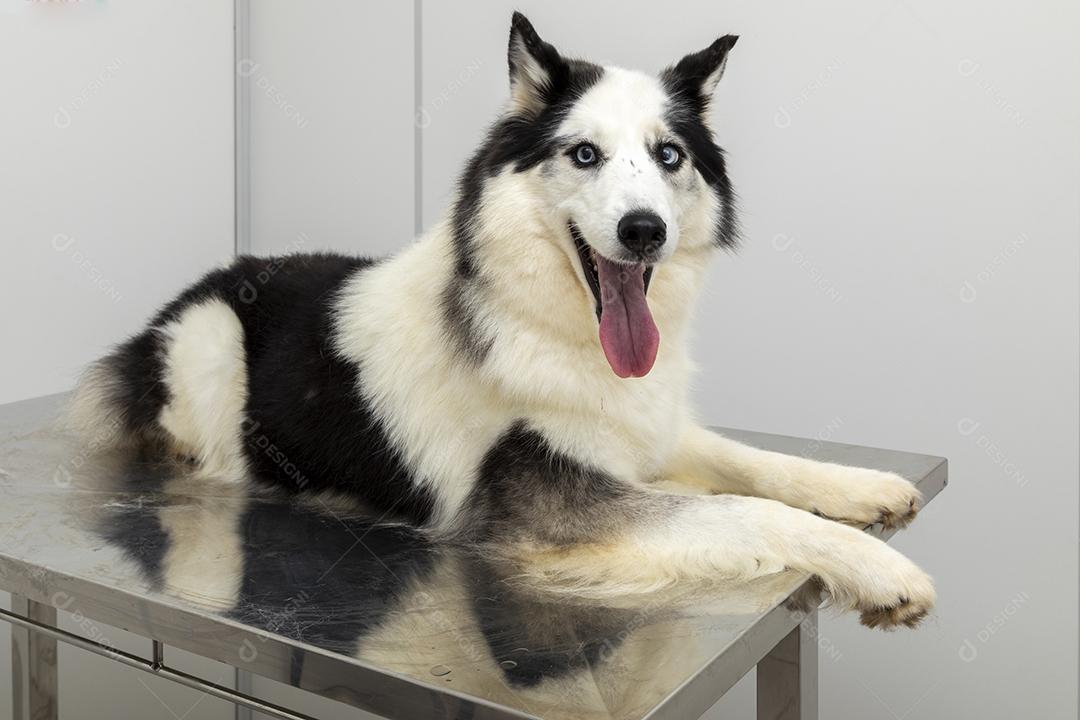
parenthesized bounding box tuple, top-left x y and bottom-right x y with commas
(570, 222, 660, 379)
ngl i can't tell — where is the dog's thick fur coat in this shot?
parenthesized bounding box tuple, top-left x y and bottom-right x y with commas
(71, 13, 934, 628)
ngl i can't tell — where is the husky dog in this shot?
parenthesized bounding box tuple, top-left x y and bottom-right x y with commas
(72, 13, 933, 628)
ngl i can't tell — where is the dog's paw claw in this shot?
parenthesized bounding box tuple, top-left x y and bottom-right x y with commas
(814, 469, 922, 530)
(859, 596, 931, 630)
(852, 565, 935, 630)
(876, 496, 920, 529)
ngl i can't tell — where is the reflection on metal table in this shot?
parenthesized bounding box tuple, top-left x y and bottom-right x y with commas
(0, 394, 946, 720)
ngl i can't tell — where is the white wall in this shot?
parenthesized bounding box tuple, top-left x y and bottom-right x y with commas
(246, 0, 415, 257)
(420, 1, 1079, 719)
(0, 0, 235, 404)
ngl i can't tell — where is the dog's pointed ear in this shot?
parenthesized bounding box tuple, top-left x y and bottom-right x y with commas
(507, 12, 567, 116)
(664, 35, 738, 102)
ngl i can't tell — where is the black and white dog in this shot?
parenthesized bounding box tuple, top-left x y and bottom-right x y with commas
(72, 13, 933, 628)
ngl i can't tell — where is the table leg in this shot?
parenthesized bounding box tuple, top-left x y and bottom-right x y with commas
(10, 595, 58, 720)
(757, 609, 818, 720)
(235, 667, 253, 720)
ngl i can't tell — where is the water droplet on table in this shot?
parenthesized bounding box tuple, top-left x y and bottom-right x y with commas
(430, 664, 452, 677)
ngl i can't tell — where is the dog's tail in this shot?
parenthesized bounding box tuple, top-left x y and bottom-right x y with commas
(64, 352, 133, 449)
(63, 330, 168, 451)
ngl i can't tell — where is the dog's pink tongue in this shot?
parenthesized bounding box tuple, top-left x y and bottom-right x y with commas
(596, 256, 659, 378)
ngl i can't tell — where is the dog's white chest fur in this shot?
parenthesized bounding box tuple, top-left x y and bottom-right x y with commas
(332, 229, 693, 527)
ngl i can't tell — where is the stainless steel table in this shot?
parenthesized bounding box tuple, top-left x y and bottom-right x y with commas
(0, 394, 946, 720)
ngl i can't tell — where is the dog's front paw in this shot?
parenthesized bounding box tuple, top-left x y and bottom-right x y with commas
(854, 557, 936, 630)
(815, 541, 935, 630)
(811, 467, 922, 530)
(801, 507, 935, 629)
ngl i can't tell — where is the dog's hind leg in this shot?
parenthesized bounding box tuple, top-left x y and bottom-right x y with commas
(156, 299, 249, 480)
(661, 424, 922, 529)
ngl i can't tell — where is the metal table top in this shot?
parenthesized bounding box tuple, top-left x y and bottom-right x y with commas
(0, 394, 946, 720)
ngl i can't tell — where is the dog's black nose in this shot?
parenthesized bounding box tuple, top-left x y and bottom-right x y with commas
(617, 212, 666, 257)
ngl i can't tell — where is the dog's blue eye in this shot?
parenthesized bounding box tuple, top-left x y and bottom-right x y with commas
(660, 144, 680, 167)
(573, 143, 598, 166)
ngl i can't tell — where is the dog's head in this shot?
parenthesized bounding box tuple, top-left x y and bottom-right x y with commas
(456, 13, 738, 378)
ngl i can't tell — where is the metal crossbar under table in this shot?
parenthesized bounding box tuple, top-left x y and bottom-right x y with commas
(4, 597, 314, 720)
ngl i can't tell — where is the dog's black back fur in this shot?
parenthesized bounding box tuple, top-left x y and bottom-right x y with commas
(96, 254, 437, 525)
